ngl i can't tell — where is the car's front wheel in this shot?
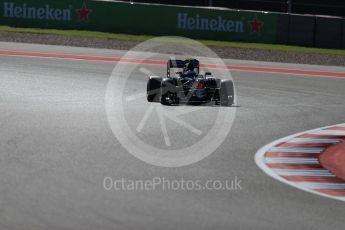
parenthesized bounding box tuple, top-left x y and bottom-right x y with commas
(160, 91, 179, 105)
(160, 81, 178, 106)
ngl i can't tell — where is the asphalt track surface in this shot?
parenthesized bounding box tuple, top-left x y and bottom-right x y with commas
(1, 42, 345, 230)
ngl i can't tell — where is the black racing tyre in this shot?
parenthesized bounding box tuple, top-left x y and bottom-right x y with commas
(160, 92, 171, 105)
(213, 79, 221, 105)
(220, 80, 234, 106)
(160, 80, 176, 106)
(147, 76, 162, 102)
(160, 84, 172, 106)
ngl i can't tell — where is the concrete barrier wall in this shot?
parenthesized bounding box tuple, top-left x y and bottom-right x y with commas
(315, 17, 343, 49)
(275, 14, 289, 44)
(0, 0, 344, 49)
(0, 0, 278, 43)
(342, 20, 345, 48)
(288, 15, 315, 47)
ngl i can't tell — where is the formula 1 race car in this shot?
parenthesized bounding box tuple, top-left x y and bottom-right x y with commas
(147, 58, 234, 106)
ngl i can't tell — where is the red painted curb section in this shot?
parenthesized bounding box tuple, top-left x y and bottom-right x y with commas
(319, 140, 345, 181)
(1, 49, 345, 78)
(0, 50, 165, 65)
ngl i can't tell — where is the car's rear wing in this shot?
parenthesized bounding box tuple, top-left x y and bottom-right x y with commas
(167, 59, 199, 77)
(168, 59, 199, 68)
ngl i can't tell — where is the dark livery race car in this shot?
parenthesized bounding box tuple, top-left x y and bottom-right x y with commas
(147, 58, 234, 106)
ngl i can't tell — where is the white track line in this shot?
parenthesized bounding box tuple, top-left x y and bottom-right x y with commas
(286, 138, 341, 144)
(310, 130, 345, 136)
(268, 147, 323, 153)
(273, 169, 334, 177)
(265, 158, 319, 164)
(298, 183, 345, 190)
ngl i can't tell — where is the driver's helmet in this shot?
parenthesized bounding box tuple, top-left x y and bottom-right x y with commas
(185, 61, 195, 71)
(183, 62, 196, 76)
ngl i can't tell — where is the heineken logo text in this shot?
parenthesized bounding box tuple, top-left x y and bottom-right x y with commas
(177, 13, 243, 33)
(3, 2, 71, 21)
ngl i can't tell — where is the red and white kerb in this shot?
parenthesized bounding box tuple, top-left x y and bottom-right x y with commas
(255, 124, 345, 201)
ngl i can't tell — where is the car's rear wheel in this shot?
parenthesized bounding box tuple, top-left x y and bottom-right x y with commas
(147, 76, 162, 102)
(220, 80, 234, 106)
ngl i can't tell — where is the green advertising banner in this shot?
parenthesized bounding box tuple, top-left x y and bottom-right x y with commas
(0, 0, 278, 43)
